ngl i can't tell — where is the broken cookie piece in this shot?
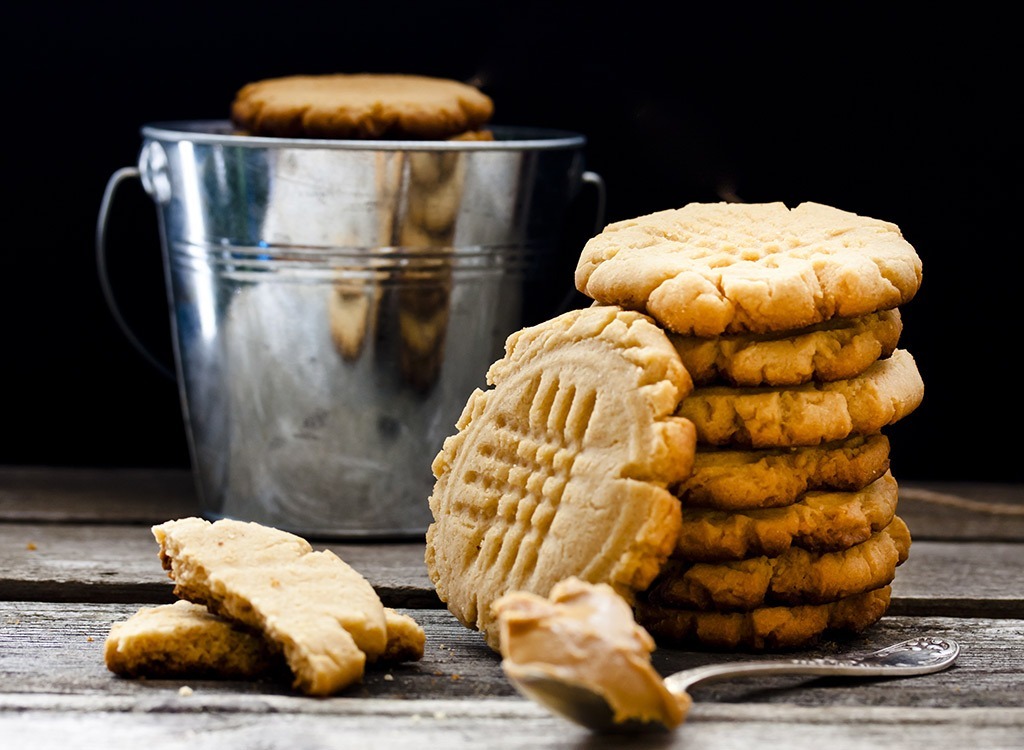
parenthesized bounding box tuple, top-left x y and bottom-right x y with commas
(151, 517, 389, 695)
(104, 601, 424, 682)
(104, 599, 278, 679)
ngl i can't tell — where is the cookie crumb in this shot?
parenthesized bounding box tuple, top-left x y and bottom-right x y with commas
(26, 542, 37, 551)
(383, 673, 394, 681)
(178, 686, 194, 697)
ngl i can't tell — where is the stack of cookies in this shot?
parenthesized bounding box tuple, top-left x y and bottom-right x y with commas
(425, 200, 924, 652)
(574, 201, 923, 649)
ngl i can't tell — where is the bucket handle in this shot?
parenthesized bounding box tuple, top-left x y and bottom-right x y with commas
(95, 166, 176, 380)
(550, 169, 606, 316)
(581, 170, 606, 236)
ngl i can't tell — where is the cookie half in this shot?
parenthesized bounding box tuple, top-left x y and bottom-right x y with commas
(152, 517, 388, 695)
(104, 600, 277, 680)
(670, 309, 902, 387)
(425, 306, 697, 649)
(576, 201, 921, 337)
(679, 433, 891, 510)
(648, 516, 910, 611)
(635, 585, 892, 650)
(674, 470, 900, 562)
(677, 349, 924, 449)
(104, 602, 423, 680)
(230, 73, 494, 140)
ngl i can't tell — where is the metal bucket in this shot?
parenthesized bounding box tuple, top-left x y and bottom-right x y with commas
(98, 120, 604, 539)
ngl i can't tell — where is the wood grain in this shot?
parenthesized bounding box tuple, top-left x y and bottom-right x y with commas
(1, 468, 1022, 749)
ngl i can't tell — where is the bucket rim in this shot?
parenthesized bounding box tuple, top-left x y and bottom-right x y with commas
(140, 120, 587, 152)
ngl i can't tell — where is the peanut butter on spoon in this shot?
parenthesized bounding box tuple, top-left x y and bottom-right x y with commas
(492, 577, 690, 731)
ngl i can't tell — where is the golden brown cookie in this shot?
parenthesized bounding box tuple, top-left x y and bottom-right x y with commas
(670, 309, 902, 387)
(104, 600, 278, 679)
(104, 602, 424, 681)
(635, 586, 892, 650)
(230, 73, 494, 140)
(152, 517, 388, 696)
(674, 470, 899, 562)
(575, 201, 922, 337)
(678, 433, 891, 510)
(676, 349, 924, 449)
(425, 305, 697, 650)
(379, 608, 428, 664)
(648, 516, 910, 611)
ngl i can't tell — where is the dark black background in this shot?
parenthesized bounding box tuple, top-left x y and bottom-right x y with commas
(2, 2, 1021, 482)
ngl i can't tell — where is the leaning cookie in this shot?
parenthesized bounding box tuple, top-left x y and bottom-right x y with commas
(231, 73, 494, 140)
(674, 471, 900, 562)
(635, 586, 893, 650)
(152, 517, 388, 696)
(648, 516, 910, 611)
(678, 433, 891, 510)
(676, 349, 923, 449)
(670, 309, 902, 387)
(575, 201, 922, 337)
(426, 305, 697, 650)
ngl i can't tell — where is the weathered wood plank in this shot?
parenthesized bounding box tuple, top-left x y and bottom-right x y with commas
(2, 602, 1022, 708)
(2, 523, 1022, 615)
(0, 466, 199, 522)
(2, 467, 1022, 542)
(1, 701, 1021, 750)
(897, 483, 1024, 541)
(0, 523, 437, 607)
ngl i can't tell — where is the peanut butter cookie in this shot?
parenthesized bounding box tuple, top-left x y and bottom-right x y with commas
(676, 349, 923, 448)
(674, 471, 900, 562)
(670, 309, 902, 386)
(575, 201, 922, 336)
(152, 517, 389, 695)
(679, 433, 891, 510)
(635, 586, 893, 650)
(425, 306, 697, 649)
(230, 73, 494, 140)
(648, 516, 910, 611)
(105, 603, 423, 680)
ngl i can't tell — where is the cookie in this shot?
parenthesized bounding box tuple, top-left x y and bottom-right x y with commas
(648, 516, 910, 611)
(674, 470, 899, 562)
(104, 603, 423, 681)
(379, 607, 428, 664)
(425, 305, 697, 650)
(152, 517, 388, 696)
(230, 73, 494, 140)
(104, 600, 277, 679)
(679, 433, 891, 510)
(676, 349, 923, 448)
(575, 201, 922, 337)
(492, 577, 690, 729)
(635, 585, 892, 650)
(670, 309, 902, 387)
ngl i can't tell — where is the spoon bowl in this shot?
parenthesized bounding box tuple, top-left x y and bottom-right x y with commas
(506, 636, 960, 733)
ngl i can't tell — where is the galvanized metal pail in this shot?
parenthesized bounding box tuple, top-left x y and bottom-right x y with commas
(97, 121, 604, 539)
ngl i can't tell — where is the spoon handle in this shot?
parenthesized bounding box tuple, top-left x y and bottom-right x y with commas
(664, 636, 959, 694)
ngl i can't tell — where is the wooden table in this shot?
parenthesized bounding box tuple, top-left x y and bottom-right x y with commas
(2, 466, 1022, 749)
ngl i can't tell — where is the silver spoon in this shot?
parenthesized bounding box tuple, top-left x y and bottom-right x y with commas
(505, 636, 960, 733)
